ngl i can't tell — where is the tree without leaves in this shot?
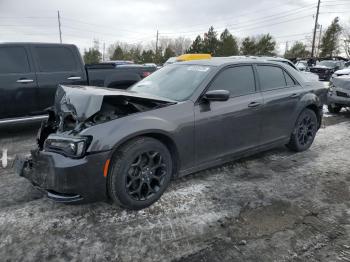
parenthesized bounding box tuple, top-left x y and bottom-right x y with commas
(217, 29, 239, 56)
(320, 17, 342, 57)
(83, 48, 102, 64)
(284, 41, 310, 59)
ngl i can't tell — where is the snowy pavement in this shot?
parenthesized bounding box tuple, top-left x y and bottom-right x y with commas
(0, 110, 349, 262)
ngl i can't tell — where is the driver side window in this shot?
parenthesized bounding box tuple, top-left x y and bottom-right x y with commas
(209, 65, 256, 97)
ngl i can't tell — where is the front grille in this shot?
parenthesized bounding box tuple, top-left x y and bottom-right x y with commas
(336, 91, 349, 98)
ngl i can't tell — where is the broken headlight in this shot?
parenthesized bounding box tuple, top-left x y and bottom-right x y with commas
(44, 135, 91, 158)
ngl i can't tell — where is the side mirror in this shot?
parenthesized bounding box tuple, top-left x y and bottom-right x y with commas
(203, 90, 230, 102)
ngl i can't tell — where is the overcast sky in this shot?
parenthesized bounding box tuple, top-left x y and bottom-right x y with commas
(0, 0, 349, 55)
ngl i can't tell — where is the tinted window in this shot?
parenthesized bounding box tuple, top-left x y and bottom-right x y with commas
(35, 47, 78, 72)
(209, 66, 255, 97)
(257, 66, 287, 91)
(0, 47, 30, 74)
(284, 71, 295, 86)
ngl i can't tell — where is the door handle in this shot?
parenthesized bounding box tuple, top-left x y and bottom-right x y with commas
(67, 76, 82, 80)
(290, 93, 299, 98)
(16, 79, 34, 83)
(248, 101, 261, 108)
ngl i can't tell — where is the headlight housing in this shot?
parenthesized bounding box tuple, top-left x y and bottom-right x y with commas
(44, 135, 91, 158)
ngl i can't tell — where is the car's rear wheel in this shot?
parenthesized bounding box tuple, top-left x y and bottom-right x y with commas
(107, 137, 173, 210)
(287, 109, 318, 152)
(328, 104, 342, 114)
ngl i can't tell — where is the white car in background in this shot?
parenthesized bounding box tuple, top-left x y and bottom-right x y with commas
(332, 67, 350, 79)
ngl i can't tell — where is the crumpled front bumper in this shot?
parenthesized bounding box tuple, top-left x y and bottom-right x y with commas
(14, 149, 111, 203)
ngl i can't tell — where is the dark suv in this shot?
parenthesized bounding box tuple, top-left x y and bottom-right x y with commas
(310, 60, 345, 81)
(16, 58, 327, 210)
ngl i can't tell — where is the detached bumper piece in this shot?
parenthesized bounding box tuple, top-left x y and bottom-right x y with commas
(14, 149, 110, 203)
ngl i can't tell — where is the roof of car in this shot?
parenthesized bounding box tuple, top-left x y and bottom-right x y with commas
(178, 57, 287, 67)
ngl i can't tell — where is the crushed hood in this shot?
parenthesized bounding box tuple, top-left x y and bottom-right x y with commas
(55, 85, 176, 122)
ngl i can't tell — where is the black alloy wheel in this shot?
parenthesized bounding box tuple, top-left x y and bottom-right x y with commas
(108, 137, 173, 210)
(126, 151, 167, 201)
(287, 109, 318, 152)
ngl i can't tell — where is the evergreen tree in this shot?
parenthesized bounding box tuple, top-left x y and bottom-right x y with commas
(217, 29, 239, 56)
(240, 37, 257, 55)
(187, 35, 203, 53)
(255, 34, 276, 56)
(320, 17, 342, 57)
(163, 46, 176, 62)
(284, 41, 310, 59)
(110, 45, 124, 60)
(202, 26, 219, 55)
(141, 50, 155, 63)
(83, 48, 102, 64)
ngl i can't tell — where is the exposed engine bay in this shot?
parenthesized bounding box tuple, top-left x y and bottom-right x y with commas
(37, 85, 176, 149)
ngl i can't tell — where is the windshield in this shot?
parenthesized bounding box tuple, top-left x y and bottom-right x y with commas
(129, 64, 213, 101)
(318, 61, 336, 67)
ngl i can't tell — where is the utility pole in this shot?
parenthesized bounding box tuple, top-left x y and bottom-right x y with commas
(317, 25, 323, 57)
(155, 30, 159, 54)
(103, 42, 105, 61)
(284, 41, 289, 57)
(57, 10, 62, 43)
(311, 0, 321, 58)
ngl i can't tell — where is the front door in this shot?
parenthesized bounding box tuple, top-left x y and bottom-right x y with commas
(194, 65, 264, 167)
(0, 45, 38, 119)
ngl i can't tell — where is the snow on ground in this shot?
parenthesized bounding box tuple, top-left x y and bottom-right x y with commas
(0, 114, 350, 261)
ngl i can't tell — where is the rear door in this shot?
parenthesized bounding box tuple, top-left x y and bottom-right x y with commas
(31, 45, 87, 111)
(194, 65, 264, 166)
(0, 45, 38, 119)
(256, 64, 304, 145)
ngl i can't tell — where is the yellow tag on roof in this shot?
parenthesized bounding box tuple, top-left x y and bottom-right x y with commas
(177, 54, 212, 62)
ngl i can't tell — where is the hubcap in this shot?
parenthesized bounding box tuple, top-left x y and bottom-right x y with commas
(297, 115, 316, 146)
(126, 151, 166, 201)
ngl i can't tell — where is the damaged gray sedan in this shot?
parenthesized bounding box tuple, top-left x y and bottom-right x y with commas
(16, 59, 326, 210)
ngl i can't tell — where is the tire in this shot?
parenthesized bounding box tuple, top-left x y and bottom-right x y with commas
(287, 109, 318, 152)
(327, 104, 342, 114)
(107, 137, 173, 210)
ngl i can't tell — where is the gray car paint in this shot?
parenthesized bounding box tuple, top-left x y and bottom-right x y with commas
(75, 59, 326, 177)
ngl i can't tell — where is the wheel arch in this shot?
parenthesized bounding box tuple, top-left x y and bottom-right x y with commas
(305, 103, 322, 129)
(108, 131, 180, 178)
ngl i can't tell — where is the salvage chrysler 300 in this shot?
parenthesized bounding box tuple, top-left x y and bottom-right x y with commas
(16, 59, 327, 210)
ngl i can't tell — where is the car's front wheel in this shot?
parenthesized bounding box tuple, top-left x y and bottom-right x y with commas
(107, 137, 173, 210)
(328, 104, 342, 114)
(287, 109, 318, 152)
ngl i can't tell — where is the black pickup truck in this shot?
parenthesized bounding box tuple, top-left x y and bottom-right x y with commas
(0, 43, 156, 123)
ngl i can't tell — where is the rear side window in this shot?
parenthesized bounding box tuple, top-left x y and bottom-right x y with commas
(209, 66, 256, 97)
(284, 71, 296, 86)
(34, 46, 78, 72)
(257, 66, 287, 91)
(0, 47, 30, 74)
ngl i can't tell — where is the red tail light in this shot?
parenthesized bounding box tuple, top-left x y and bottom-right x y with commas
(142, 71, 151, 78)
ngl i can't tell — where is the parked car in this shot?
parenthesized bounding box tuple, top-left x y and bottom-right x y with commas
(16, 58, 327, 210)
(0, 43, 155, 124)
(327, 76, 350, 113)
(163, 57, 177, 66)
(331, 66, 350, 79)
(310, 60, 345, 81)
(295, 60, 309, 71)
